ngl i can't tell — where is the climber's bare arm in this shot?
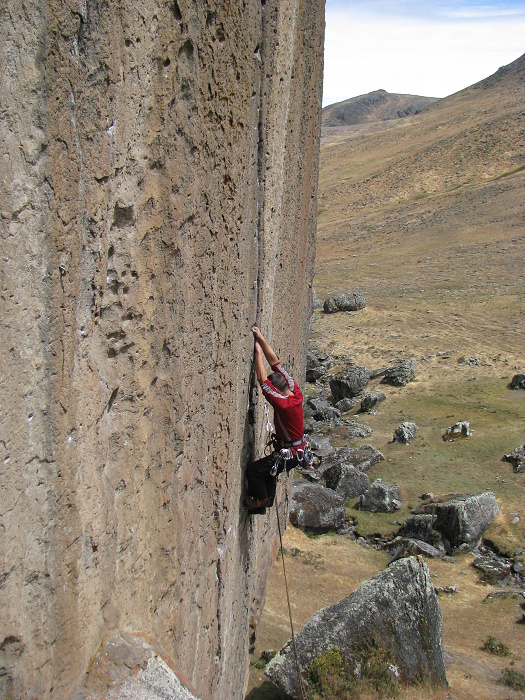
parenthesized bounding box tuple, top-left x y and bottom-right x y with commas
(252, 326, 279, 366)
(254, 341, 267, 385)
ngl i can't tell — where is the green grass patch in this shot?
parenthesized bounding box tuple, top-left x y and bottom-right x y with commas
(500, 667, 525, 692)
(306, 640, 401, 700)
(348, 375, 525, 554)
(482, 636, 510, 657)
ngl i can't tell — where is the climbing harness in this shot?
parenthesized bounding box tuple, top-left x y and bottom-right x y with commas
(264, 404, 315, 476)
(275, 497, 308, 700)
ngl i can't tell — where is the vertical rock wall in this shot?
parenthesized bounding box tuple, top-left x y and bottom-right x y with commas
(0, 1, 324, 698)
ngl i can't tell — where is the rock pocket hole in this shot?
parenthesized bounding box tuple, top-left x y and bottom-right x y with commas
(171, 0, 182, 21)
(112, 203, 134, 228)
(178, 39, 194, 63)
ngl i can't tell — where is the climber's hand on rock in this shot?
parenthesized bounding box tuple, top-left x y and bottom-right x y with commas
(252, 326, 263, 342)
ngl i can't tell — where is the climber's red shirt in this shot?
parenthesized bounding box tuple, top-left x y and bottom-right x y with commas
(260, 362, 304, 444)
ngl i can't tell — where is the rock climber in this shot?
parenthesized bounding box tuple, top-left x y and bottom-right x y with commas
(245, 326, 314, 515)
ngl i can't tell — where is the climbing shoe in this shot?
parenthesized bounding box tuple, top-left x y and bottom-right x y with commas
(244, 496, 270, 513)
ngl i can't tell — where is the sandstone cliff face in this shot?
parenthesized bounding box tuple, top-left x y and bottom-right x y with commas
(0, 2, 324, 698)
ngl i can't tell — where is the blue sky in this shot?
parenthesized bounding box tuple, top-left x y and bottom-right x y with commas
(323, 0, 525, 106)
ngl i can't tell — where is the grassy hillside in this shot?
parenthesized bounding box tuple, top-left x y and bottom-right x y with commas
(248, 54, 525, 700)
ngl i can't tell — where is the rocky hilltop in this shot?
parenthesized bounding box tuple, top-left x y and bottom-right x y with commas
(0, 1, 324, 698)
(322, 89, 437, 127)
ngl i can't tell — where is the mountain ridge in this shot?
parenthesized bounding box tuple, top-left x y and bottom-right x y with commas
(322, 88, 437, 127)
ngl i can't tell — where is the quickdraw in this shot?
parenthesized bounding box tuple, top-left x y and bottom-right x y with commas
(264, 404, 275, 456)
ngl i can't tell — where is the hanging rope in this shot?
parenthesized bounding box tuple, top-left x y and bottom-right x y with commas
(275, 500, 308, 700)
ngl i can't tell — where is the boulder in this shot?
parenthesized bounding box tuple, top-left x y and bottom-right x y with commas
(398, 514, 442, 547)
(473, 552, 513, 585)
(380, 360, 416, 387)
(329, 367, 371, 401)
(510, 373, 525, 390)
(334, 397, 355, 413)
(323, 292, 366, 314)
(324, 444, 384, 473)
(413, 492, 499, 551)
(393, 422, 418, 444)
(388, 538, 445, 563)
(265, 557, 448, 698)
(345, 420, 373, 440)
(306, 366, 326, 383)
(323, 464, 370, 499)
(306, 354, 327, 383)
(306, 397, 341, 423)
(78, 633, 202, 700)
(443, 421, 471, 442)
(357, 479, 401, 512)
(289, 481, 346, 533)
(309, 437, 333, 458)
(360, 391, 386, 412)
(503, 445, 525, 473)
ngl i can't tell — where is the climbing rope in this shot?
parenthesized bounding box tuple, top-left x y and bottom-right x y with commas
(261, 396, 307, 696)
(275, 500, 308, 700)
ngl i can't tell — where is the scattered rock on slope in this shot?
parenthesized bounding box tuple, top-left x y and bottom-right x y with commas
(443, 421, 472, 441)
(289, 481, 345, 533)
(306, 353, 327, 383)
(323, 464, 370, 499)
(393, 421, 418, 444)
(323, 292, 366, 314)
(305, 397, 341, 422)
(503, 445, 525, 473)
(380, 360, 416, 387)
(387, 515, 445, 561)
(357, 478, 401, 512)
(360, 391, 386, 412)
(344, 420, 373, 440)
(330, 366, 371, 400)
(510, 373, 525, 390)
(413, 492, 499, 551)
(265, 556, 448, 698)
(324, 444, 384, 473)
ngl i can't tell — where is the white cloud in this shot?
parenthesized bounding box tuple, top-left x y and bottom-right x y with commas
(323, 2, 525, 106)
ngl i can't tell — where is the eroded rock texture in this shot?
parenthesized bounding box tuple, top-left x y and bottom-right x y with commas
(0, 1, 324, 698)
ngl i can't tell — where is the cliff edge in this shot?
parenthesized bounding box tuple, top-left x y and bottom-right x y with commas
(0, 1, 324, 698)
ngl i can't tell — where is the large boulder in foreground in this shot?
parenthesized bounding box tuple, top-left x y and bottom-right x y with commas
(413, 492, 499, 551)
(265, 557, 447, 698)
(290, 481, 345, 532)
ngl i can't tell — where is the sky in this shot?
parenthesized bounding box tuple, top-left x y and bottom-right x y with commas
(323, 0, 525, 106)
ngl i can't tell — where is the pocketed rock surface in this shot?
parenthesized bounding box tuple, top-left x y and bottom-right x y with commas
(0, 1, 325, 698)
